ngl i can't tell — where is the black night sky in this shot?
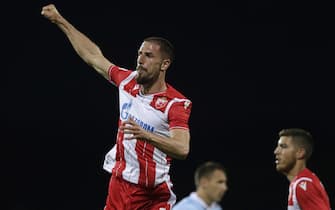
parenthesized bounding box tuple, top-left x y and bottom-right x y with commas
(4, 1, 334, 210)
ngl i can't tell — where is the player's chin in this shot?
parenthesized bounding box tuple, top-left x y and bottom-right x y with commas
(216, 194, 224, 202)
(135, 74, 144, 84)
(275, 165, 285, 173)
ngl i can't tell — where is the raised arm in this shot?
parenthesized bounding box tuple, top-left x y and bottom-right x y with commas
(41, 4, 113, 80)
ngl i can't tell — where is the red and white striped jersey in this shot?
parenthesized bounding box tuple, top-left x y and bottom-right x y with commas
(103, 65, 192, 188)
(288, 168, 331, 210)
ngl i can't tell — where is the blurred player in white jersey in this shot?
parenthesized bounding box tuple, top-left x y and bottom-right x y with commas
(274, 128, 331, 210)
(173, 161, 228, 210)
(41, 4, 192, 210)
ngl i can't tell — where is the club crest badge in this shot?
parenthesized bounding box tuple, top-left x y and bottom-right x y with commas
(155, 97, 168, 109)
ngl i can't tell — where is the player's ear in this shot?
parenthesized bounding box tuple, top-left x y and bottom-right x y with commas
(161, 59, 171, 71)
(296, 147, 306, 160)
(199, 177, 210, 189)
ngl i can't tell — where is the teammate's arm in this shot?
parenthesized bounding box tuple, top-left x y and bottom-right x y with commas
(41, 4, 113, 80)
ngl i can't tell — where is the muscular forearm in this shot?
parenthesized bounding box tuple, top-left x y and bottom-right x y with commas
(120, 118, 190, 159)
(146, 132, 190, 160)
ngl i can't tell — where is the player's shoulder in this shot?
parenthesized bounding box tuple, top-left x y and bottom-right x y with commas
(166, 83, 191, 101)
(294, 175, 320, 199)
(294, 177, 312, 190)
(295, 168, 322, 186)
(173, 197, 195, 210)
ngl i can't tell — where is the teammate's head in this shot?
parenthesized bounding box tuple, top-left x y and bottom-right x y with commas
(194, 161, 228, 204)
(274, 128, 314, 175)
(278, 128, 314, 160)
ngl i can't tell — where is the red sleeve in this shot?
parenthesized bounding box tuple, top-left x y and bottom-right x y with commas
(168, 100, 192, 129)
(296, 180, 330, 210)
(108, 65, 132, 86)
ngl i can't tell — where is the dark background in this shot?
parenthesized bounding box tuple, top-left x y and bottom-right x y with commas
(4, 1, 334, 210)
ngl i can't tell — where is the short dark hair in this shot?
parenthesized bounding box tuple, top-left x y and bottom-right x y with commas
(194, 161, 226, 187)
(279, 128, 314, 160)
(144, 36, 175, 63)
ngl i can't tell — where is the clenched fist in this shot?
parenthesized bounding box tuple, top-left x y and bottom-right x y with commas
(41, 4, 62, 23)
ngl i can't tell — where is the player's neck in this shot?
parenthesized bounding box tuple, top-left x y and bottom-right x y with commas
(141, 81, 167, 95)
(287, 162, 306, 182)
(196, 190, 213, 206)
